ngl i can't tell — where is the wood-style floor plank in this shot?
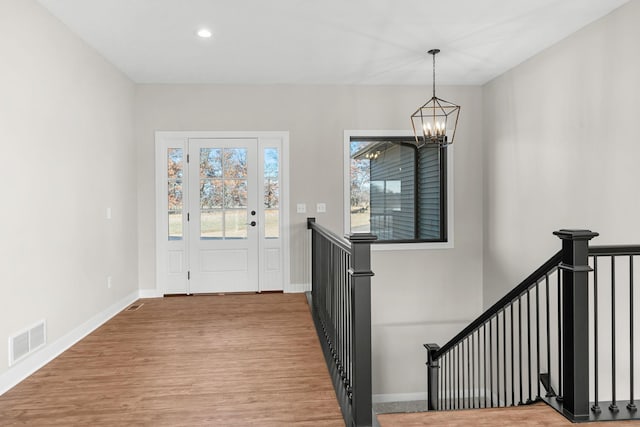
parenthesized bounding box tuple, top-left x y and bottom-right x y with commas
(0, 293, 344, 426)
(378, 402, 640, 427)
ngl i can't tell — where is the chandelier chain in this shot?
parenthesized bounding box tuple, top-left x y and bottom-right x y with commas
(432, 52, 436, 98)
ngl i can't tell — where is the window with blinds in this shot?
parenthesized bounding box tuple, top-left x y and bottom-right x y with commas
(349, 136, 447, 243)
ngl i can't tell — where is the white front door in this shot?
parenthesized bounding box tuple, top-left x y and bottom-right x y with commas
(188, 138, 258, 293)
(155, 132, 288, 295)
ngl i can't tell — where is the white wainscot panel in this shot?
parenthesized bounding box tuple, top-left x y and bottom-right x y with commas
(201, 250, 248, 272)
(168, 251, 184, 274)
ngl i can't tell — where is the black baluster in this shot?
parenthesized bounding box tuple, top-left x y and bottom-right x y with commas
(592, 257, 600, 413)
(484, 324, 488, 408)
(546, 274, 553, 397)
(511, 302, 515, 406)
(348, 252, 352, 393)
(490, 318, 494, 407)
(610, 256, 618, 412)
(536, 281, 541, 400)
(557, 271, 563, 402)
(338, 251, 342, 380)
(344, 251, 348, 387)
(460, 340, 464, 409)
(449, 350, 452, 410)
(629, 255, 636, 412)
(497, 312, 501, 407)
(458, 343, 461, 409)
(527, 288, 532, 403)
(467, 337, 473, 408)
(503, 308, 507, 406)
(472, 330, 476, 408)
(519, 296, 523, 405)
(455, 345, 459, 409)
(439, 351, 443, 410)
(350, 252, 353, 393)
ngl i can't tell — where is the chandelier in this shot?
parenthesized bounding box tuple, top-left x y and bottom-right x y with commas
(411, 49, 460, 147)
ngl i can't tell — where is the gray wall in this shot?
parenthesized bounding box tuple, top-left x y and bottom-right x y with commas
(482, 0, 640, 307)
(0, 0, 137, 379)
(135, 84, 485, 396)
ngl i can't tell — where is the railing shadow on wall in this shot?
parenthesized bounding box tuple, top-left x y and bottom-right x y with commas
(306, 217, 376, 427)
(425, 229, 640, 422)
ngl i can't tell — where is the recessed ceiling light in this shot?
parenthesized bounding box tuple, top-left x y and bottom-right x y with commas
(197, 28, 212, 38)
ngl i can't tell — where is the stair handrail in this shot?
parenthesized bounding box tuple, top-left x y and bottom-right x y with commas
(589, 245, 640, 256)
(428, 250, 563, 360)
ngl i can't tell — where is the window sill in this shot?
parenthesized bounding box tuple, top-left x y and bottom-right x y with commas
(371, 241, 454, 251)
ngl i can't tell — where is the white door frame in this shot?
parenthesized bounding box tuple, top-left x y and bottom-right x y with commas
(154, 131, 290, 294)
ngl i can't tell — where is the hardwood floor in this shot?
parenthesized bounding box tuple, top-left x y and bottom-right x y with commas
(378, 402, 640, 427)
(0, 293, 344, 426)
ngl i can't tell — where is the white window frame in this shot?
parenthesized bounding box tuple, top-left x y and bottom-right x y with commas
(343, 130, 454, 251)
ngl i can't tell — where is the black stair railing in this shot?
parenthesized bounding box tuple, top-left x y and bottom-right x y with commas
(585, 244, 640, 421)
(426, 229, 640, 422)
(425, 246, 564, 412)
(307, 217, 376, 427)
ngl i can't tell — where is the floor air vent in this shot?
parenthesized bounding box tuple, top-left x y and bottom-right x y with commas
(9, 320, 46, 366)
(126, 303, 144, 311)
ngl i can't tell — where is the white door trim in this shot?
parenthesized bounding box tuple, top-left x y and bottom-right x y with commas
(154, 131, 290, 294)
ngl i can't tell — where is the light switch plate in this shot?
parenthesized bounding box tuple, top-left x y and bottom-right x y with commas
(316, 203, 326, 213)
(297, 203, 306, 214)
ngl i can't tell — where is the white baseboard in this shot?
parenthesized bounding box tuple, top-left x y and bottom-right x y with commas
(0, 290, 140, 396)
(138, 289, 163, 298)
(286, 283, 311, 293)
(373, 392, 427, 404)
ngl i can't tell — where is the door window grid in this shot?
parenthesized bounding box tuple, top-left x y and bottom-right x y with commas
(199, 148, 249, 240)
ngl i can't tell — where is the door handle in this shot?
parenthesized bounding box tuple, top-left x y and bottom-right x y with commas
(246, 221, 257, 227)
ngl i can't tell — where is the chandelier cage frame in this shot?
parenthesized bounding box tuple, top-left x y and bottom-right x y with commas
(410, 49, 460, 147)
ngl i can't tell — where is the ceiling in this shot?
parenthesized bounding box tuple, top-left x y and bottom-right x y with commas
(37, 0, 628, 85)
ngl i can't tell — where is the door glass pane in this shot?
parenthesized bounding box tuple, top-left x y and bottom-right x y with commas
(201, 210, 223, 239)
(167, 148, 183, 240)
(224, 180, 247, 208)
(201, 179, 223, 209)
(225, 210, 247, 239)
(223, 148, 248, 178)
(264, 148, 279, 238)
(200, 148, 223, 178)
(265, 209, 279, 239)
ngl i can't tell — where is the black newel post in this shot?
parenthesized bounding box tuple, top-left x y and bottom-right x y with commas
(553, 229, 599, 421)
(307, 218, 317, 296)
(424, 343, 441, 410)
(348, 232, 376, 427)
